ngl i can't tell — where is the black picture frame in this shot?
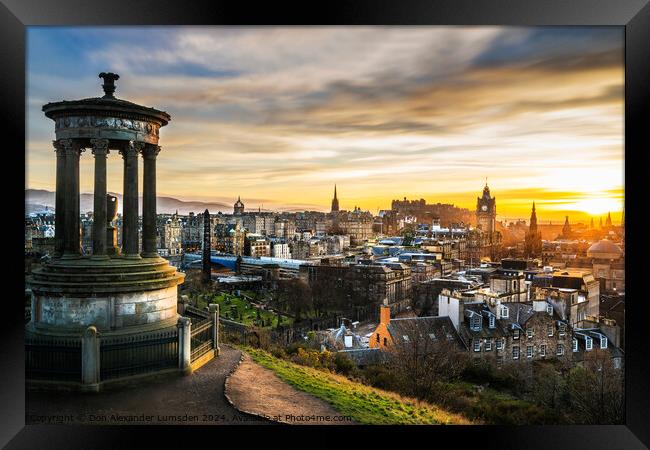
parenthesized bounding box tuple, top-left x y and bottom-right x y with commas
(2, 0, 648, 447)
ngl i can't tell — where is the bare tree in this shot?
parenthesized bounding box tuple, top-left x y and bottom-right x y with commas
(385, 320, 468, 399)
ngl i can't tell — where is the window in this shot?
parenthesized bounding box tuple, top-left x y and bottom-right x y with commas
(403, 335, 410, 342)
(376, 333, 380, 343)
(485, 339, 492, 351)
(496, 338, 503, 351)
(540, 344, 546, 357)
(600, 336, 608, 349)
(527, 328, 534, 339)
(546, 304, 553, 315)
(547, 325, 554, 337)
(489, 315, 495, 329)
(513, 329, 520, 340)
(527, 345, 533, 358)
(429, 332, 436, 341)
(470, 314, 482, 331)
(473, 340, 481, 352)
(501, 306, 509, 318)
(559, 323, 566, 337)
(512, 345, 520, 360)
(557, 344, 564, 356)
(585, 337, 593, 351)
(572, 338, 578, 352)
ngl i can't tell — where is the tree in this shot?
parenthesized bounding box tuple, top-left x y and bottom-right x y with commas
(563, 350, 624, 424)
(385, 320, 468, 400)
(278, 278, 313, 321)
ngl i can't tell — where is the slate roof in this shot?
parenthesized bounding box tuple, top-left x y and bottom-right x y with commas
(387, 316, 466, 350)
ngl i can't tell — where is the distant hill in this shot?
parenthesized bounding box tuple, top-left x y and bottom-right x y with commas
(25, 189, 231, 215)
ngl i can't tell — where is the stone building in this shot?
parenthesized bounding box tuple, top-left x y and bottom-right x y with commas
(471, 183, 502, 262)
(214, 222, 245, 256)
(369, 305, 464, 351)
(233, 196, 245, 215)
(339, 208, 374, 245)
(300, 261, 412, 315)
(244, 233, 271, 258)
(586, 239, 624, 293)
(531, 269, 600, 326)
(439, 292, 572, 364)
(181, 211, 201, 251)
(271, 241, 292, 259)
(273, 218, 296, 240)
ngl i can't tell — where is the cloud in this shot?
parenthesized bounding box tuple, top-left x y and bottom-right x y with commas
(26, 26, 623, 218)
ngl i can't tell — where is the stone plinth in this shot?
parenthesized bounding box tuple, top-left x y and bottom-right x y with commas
(27, 256, 184, 336)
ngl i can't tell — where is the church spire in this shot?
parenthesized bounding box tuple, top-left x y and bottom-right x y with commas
(330, 184, 340, 213)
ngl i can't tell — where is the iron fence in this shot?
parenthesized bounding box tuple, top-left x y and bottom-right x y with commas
(25, 334, 82, 382)
(190, 320, 213, 362)
(99, 328, 178, 381)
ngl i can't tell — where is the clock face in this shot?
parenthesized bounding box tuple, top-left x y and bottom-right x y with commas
(481, 205, 487, 211)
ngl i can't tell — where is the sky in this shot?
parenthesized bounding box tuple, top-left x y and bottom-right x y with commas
(26, 26, 624, 223)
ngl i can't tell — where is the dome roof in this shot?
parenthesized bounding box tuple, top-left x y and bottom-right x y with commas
(587, 239, 622, 259)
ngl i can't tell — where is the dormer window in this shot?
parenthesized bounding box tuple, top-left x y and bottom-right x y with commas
(470, 314, 482, 331)
(489, 315, 495, 329)
(600, 336, 608, 349)
(546, 304, 553, 315)
(585, 337, 593, 351)
(572, 338, 578, 352)
(501, 306, 509, 319)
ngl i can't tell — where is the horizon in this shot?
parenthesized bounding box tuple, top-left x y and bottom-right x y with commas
(26, 26, 624, 223)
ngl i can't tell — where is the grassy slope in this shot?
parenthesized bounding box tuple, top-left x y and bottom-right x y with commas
(244, 347, 473, 425)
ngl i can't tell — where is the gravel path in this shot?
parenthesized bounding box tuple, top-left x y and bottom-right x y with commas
(225, 353, 356, 425)
(26, 346, 270, 425)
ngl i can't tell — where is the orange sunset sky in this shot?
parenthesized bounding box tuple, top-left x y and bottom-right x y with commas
(26, 26, 624, 223)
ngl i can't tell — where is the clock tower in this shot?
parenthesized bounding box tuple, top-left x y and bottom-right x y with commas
(476, 182, 496, 234)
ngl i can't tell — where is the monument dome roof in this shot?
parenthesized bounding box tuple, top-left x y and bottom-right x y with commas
(587, 239, 622, 259)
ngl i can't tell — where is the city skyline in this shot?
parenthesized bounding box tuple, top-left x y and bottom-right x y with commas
(26, 26, 624, 222)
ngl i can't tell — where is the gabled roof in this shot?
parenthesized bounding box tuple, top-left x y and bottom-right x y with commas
(387, 316, 466, 350)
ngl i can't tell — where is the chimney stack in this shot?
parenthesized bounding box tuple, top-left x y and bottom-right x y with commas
(380, 305, 391, 325)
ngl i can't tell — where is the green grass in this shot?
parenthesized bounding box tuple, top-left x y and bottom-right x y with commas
(194, 292, 291, 328)
(244, 347, 473, 425)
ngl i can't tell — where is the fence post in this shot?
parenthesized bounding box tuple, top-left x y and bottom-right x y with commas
(179, 295, 189, 315)
(177, 316, 192, 374)
(209, 303, 220, 356)
(81, 325, 100, 391)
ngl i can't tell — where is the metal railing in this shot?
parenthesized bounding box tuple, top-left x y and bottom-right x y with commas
(25, 334, 82, 382)
(190, 319, 213, 362)
(99, 328, 179, 381)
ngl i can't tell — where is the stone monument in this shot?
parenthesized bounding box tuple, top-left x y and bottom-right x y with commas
(27, 73, 185, 337)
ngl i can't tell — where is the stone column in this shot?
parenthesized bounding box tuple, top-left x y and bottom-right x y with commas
(120, 141, 143, 259)
(177, 316, 192, 374)
(61, 139, 83, 259)
(81, 326, 100, 391)
(53, 140, 67, 257)
(209, 303, 220, 356)
(91, 138, 110, 259)
(141, 144, 160, 258)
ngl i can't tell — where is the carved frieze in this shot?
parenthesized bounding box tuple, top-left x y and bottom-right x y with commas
(55, 115, 160, 138)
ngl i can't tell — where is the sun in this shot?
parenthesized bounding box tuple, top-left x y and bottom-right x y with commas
(569, 197, 622, 216)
